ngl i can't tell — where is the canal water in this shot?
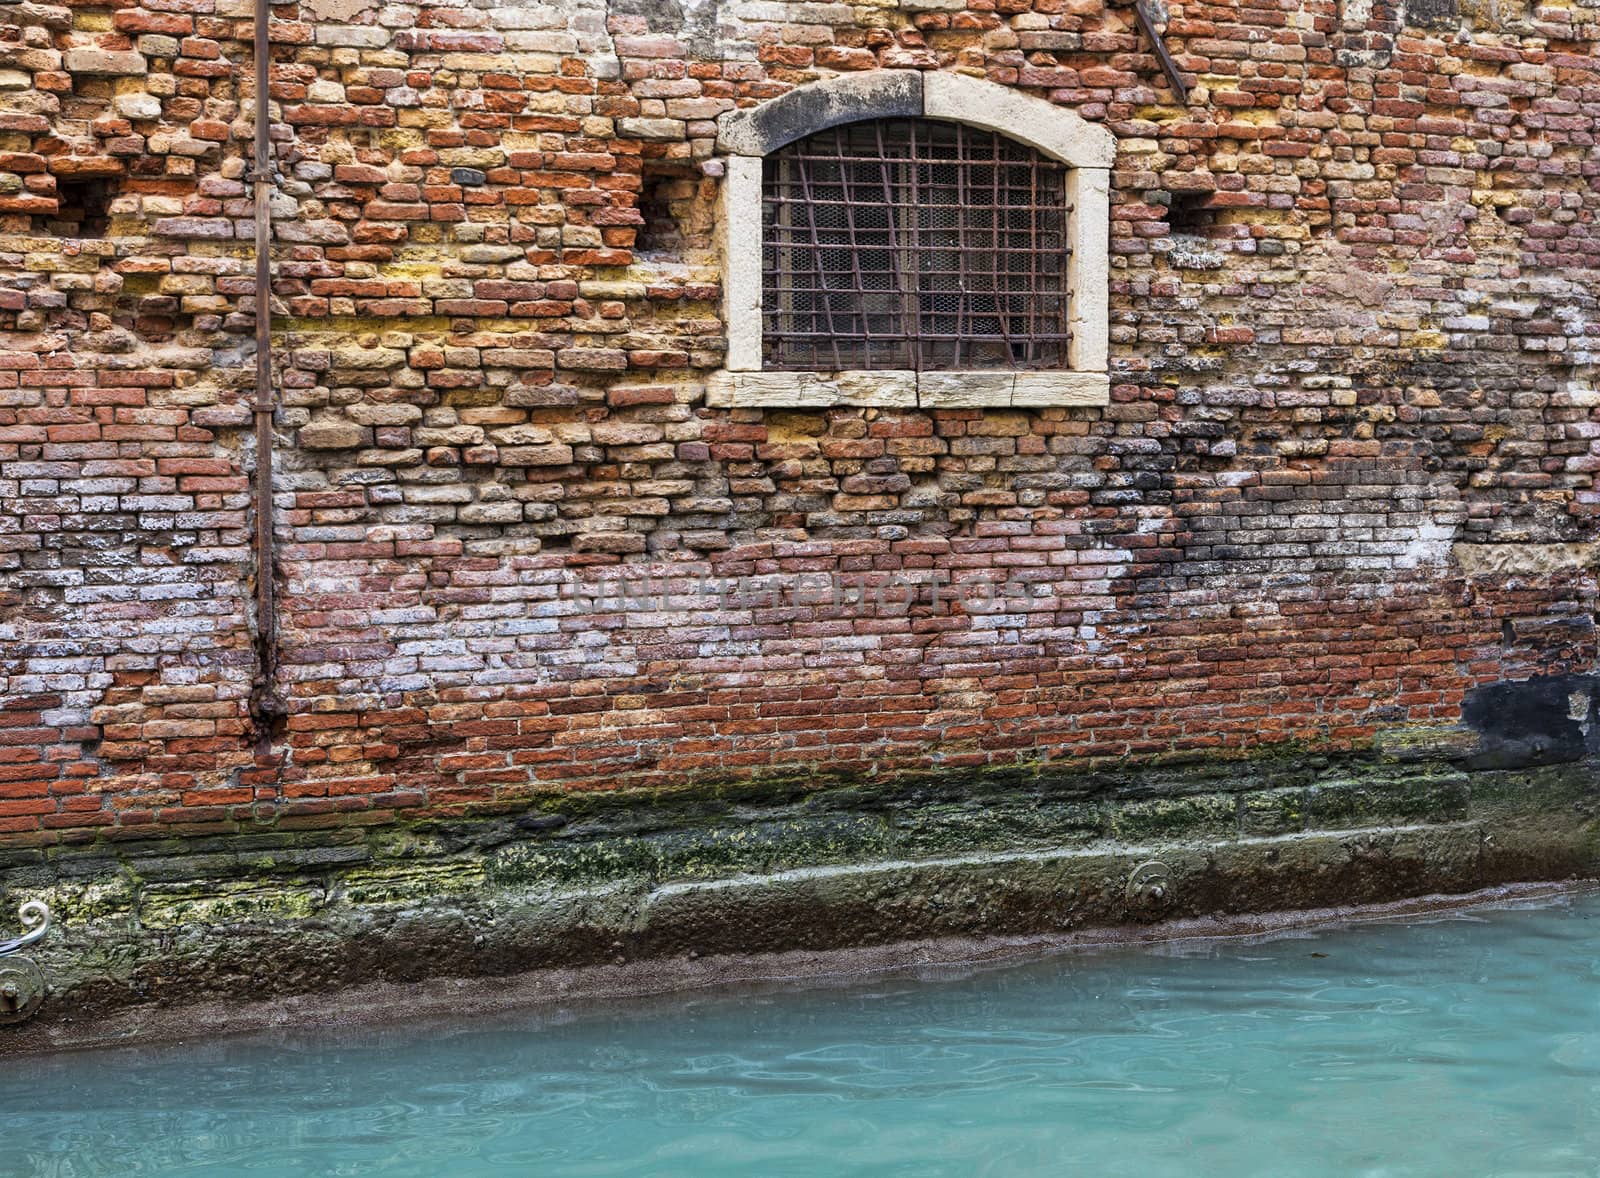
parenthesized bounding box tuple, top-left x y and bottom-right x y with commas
(5, 891, 1600, 1176)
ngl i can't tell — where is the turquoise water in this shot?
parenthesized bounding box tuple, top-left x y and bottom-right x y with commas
(6, 893, 1600, 1176)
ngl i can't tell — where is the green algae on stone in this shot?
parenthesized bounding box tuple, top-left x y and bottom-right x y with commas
(138, 882, 329, 929)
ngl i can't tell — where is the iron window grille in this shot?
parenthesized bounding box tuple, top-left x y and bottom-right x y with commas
(760, 118, 1072, 373)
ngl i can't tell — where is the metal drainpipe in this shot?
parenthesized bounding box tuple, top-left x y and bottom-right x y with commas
(250, 0, 282, 739)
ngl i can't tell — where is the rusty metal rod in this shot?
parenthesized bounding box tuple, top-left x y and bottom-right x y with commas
(251, 0, 277, 718)
(1134, 0, 1190, 102)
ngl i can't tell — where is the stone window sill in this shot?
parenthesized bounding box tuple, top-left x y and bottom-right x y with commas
(707, 370, 1110, 409)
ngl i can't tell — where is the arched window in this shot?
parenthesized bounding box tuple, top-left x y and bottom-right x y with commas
(712, 73, 1114, 410)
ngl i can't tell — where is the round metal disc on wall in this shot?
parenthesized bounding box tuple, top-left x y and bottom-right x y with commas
(0, 957, 45, 1025)
(1125, 860, 1174, 913)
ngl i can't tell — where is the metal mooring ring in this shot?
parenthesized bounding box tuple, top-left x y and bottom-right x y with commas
(1125, 861, 1174, 914)
(0, 957, 44, 1025)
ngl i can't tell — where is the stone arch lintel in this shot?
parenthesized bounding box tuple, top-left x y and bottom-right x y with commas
(716, 71, 923, 158)
(715, 71, 1116, 170)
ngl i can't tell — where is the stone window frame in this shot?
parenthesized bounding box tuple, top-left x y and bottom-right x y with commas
(710, 72, 1116, 410)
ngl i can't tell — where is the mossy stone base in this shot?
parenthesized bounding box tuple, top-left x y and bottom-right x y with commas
(1, 747, 1596, 1052)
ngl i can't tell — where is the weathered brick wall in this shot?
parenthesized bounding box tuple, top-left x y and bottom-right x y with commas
(1, 0, 1597, 840)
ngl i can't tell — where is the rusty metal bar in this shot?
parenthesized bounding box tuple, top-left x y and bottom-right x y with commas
(250, 0, 279, 733)
(1134, 0, 1191, 102)
(761, 120, 1071, 372)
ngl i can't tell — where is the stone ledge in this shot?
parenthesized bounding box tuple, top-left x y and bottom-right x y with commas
(1, 740, 1592, 1050)
(706, 369, 1110, 409)
(4, 880, 1581, 1056)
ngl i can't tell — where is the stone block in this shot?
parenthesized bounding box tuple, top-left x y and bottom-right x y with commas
(112, 93, 161, 120)
(347, 403, 423, 426)
(706, 370, 917, 408)
(330, 345, 405, 369)
(314, 25, 389, 48)
(499, 444, 574, 465)
(299, 420, 368, 449)
(618, 117, 686, 141)
(918, 372, 1013, 408)
(152, 217, 234, 239)
(1010, 372, 1111, 406)
(64, 49, 147, 76)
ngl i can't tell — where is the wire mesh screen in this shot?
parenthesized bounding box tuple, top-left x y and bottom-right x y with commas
(761, 119, 1072, 372)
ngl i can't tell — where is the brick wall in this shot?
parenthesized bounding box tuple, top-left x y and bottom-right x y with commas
(1, 0, 1597, 840)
